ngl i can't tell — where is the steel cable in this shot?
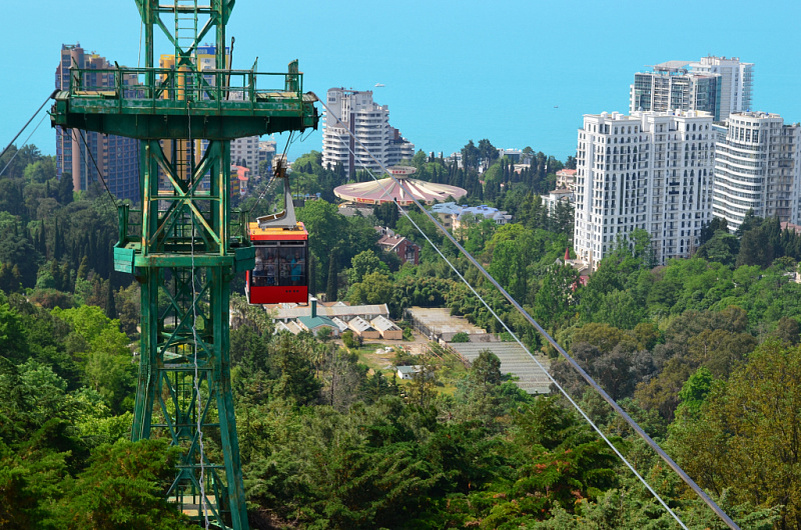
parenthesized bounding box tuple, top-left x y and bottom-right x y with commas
(315, 94, 739, 530)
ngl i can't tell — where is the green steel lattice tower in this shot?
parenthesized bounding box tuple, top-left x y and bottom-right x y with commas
(51, 2, 318, 528)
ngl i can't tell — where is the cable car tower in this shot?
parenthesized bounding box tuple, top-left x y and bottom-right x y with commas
(51, 2, 318, 528)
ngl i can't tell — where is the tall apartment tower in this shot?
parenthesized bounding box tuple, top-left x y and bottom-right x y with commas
(574, 110, 715, 268)
(630, 63, 721, 121)
(322, 88, 414, 175)
(55, 44, 140, 203)
(229, 137, 277, 178)
(230, 136, 260, 172)
(712, 112, 801, 230)
(630, 56, 753, 123)
(687, 56, 754, 122)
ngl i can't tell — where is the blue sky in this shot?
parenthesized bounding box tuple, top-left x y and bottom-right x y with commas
(3, 0, 800, 163)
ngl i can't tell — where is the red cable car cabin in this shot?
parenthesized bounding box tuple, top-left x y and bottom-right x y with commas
(246, 221, 309, 304)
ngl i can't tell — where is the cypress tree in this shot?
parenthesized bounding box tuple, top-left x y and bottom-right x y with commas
(106, 281, 117, 319)
(308, 253, 316, 296)
(38, 220, 46, 257)
(53, 220, 63, 260)
(61, 262, 72, 292)
(87, 234, 97, 273)
(10, 265, 22, 293)
(326, 249, 338, 302)
(77, 256, 89, 280)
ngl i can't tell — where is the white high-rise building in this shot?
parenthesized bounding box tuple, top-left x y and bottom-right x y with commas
(630, 56, 754, 123)
(630, 64, 720, 120)
(322, 88, 414, 175)
(574, 110, 715, 268)
(230, 136, 260, 172)
(213, 138, 274, 179)
(712, 112, 801, 231)
(687, 56, 754, 122)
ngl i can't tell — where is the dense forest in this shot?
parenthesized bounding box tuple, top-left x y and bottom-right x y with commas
(0, 140, 799, 529)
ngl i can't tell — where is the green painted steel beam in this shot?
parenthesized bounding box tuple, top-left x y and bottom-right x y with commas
(52, 112, 315, 140)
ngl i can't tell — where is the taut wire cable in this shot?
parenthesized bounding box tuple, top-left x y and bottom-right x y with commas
(315, 94, 739, 530)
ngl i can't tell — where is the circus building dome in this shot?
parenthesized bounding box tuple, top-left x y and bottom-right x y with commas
(333, 166, 468, 206)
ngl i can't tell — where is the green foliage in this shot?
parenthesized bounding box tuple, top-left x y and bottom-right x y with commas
(346, 249, 388, 285)
(299, 199, 381, 294)
(675, 366, 714, 420)
(0, 295, 28, 364)
(390, 274, 454, 318)
(23, 157, 56, 184)
(450, 331, 470, 343)
(341, 330, 360, 349)
(348, 270, 394, 305)
(52, 440, 192, 529)
(416, 397, 620, 528)
(372, 201, 399, 229)
(10, 144, 801, 528)
(669, 341, 801, 527)
(51, 306, 135, 413)
(532, 263, 581, 328)
(697, 230, 739, 266)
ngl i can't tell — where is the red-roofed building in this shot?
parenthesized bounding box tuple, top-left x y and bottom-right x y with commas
(231, 165, 249, 196)
(781, 222, 801, 234)
(377, 228, 420, 265)
(556, 169, 577, 190)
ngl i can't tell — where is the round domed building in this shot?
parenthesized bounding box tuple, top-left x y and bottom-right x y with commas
(333, 166, 467, 206)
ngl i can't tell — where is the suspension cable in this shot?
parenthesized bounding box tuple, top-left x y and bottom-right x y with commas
(71, 130, 120, 208)
(315, 95, 740, 530)
(187, 96, 210, 530)
(0, 90, 57, 162)
(0, 113, 48, 179)
(334, 132, 688, 530)
(246, 131, 293, 216)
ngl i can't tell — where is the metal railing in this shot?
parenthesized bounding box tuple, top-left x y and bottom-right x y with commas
(67, 66, 303, 104)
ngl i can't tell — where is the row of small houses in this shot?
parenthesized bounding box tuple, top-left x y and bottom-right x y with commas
(270, 299, 403, 340)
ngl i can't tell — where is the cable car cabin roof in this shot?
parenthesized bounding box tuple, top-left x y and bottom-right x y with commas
(248, 221, 308, 241)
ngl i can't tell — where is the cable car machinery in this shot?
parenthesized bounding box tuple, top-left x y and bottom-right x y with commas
(245, 164, 309, 305)
(51, 1, 318, 528)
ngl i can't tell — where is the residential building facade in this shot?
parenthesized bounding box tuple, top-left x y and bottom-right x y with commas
(555, 169, 577, 189)
(229, 136, 275, 178)
(376, 228, 420, 265)
(230, 136, 260, 172)
(430, 202, 512, 234)
(542, 188, 574, 214)
(712, 112, 801, 231)
(687, 56, 754, 121)
(574, 110, 715, 268)
(630, 63, 721, 120)
(629, 56, 753, 122)
(322, 88, 414, 175)
(55, 43, 140, 203)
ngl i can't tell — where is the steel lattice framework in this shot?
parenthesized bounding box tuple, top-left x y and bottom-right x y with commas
(51, 2, 317, 528)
